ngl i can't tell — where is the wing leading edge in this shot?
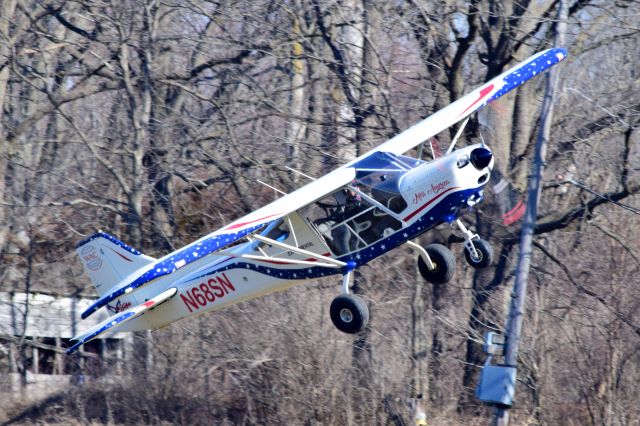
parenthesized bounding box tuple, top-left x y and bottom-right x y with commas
(371, 48, 567, 157)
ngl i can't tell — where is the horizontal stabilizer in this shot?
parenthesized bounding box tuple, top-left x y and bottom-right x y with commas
(67, 287, 177, 354)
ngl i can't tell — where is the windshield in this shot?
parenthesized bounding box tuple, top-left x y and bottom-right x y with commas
(352, 152, 421, 213)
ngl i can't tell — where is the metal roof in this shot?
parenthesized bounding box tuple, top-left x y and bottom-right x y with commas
(0, 292, 126, 339)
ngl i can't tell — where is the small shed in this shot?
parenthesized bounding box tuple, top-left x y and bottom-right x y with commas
(0, 291, 131, 399)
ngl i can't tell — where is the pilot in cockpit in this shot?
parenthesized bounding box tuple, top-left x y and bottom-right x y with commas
(331, 185, 367, 254)
(334, 186, 361, 216)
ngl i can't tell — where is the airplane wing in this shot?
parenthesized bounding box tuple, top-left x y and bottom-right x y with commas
(217, 49, 565, 236)
(68, 287, 178, 354)
(166, 49, 565, 240)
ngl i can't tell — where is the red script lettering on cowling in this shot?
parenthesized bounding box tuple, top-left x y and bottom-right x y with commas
(412, 180, 450, 205)
(429, 180, 450, 195)
(180, 272, 236, 313)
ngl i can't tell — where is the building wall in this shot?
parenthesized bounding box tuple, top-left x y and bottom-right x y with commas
(0, 292, 131, 401)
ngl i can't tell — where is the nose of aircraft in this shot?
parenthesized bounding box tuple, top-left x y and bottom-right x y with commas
(470, 147, 493, 170)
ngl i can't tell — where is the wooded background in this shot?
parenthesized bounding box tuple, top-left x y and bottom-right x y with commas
(1, 0, 639, 424)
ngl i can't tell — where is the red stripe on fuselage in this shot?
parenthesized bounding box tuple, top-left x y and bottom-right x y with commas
(403, 187, 460, 222)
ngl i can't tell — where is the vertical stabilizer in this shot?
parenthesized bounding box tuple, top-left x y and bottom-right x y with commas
(76, 232, 156, 296)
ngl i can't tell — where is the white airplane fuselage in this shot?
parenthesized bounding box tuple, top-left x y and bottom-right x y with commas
(114, 143, 493, 333)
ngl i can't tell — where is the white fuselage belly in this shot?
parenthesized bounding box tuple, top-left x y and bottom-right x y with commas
(119, 268, 296, 331)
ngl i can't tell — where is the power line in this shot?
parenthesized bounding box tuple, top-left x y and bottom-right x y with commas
(566, 179, 640, 215)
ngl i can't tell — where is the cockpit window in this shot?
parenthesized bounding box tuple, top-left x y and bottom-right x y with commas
(352, 152, 418, 214)
(299, 151, 428, 256)
(355, 172, 407, 213)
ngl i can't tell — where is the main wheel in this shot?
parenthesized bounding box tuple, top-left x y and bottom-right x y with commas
(417, 243, 456, 284)
(464, 239, 494, 269)
(330, 294, 369, 334)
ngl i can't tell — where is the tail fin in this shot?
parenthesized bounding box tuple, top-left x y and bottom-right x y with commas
(76, 231, 156, 296)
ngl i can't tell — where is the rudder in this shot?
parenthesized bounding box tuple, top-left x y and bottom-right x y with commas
(76, 231, 156, 296)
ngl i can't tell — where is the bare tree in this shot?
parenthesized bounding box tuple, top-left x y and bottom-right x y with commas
(1, 1, 640, 424)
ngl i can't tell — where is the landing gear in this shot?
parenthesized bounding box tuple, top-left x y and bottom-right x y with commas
(330, 294, 369, 333)
(464, 238, 493, 269)
(407, 218, 493, 284)
(416, 243, 456, 284)
(456, 219, 493, 269)
(330, 263, 369, 334)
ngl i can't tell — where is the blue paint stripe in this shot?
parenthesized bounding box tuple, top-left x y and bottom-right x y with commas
(77, 231, 143, 255)
(487, 48, 567, 106)
(67, 311, 136, 354)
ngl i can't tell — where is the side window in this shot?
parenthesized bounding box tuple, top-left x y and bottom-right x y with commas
(306, 187, 402, 256)
(254, 219, 292, 255)
(356, 171, 408, 213)
(366, 187, 407, 213)
(264, 220, 290, 242)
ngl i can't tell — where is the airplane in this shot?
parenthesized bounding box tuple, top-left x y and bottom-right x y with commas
(67, 48, 567, 353)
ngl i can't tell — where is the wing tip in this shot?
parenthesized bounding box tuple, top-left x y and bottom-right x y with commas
(66, 340, 84, 354)
(554, 47, 568, 61)
(545, 47, 567, 63)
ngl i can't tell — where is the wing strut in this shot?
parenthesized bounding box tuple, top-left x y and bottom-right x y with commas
(250, 234, 346, 268)
(446, 116, 470, 155)
(416, 142, 425, 160)
(237, 253, 342, 268)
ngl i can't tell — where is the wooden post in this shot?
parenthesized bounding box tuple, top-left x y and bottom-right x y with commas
(493, 3, 567, 425)
(55, 336, 63, 375)
(32, 344, 39, 374)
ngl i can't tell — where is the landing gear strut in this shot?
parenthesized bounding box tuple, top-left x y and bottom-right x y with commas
(456, 220, 494, 268)
(330, 263, 369, 334)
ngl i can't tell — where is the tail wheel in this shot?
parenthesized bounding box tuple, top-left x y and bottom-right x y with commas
(464, 239, 494, 269)
(330, 294, 369, 334)
(417, 243, 456, 284)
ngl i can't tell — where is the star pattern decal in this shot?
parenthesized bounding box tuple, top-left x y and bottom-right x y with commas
(77, 231, 143, 255)
(486, 49, 566, 107)
(67, 310, 136, 354)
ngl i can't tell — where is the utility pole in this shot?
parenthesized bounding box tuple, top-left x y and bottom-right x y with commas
(493, 3, 568, 425)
